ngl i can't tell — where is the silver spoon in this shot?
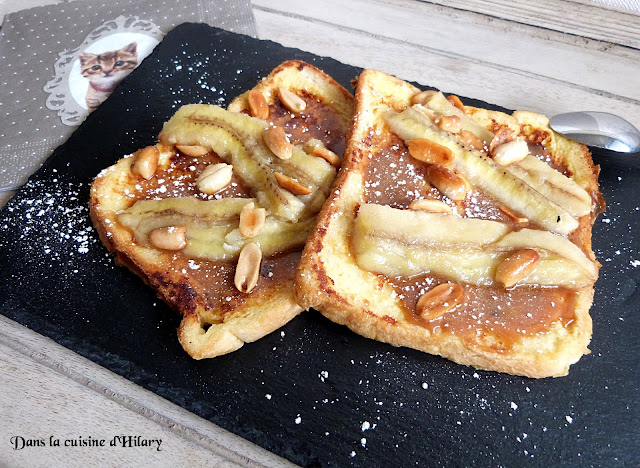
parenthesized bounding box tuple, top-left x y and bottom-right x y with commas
(549, 111, 640, 153)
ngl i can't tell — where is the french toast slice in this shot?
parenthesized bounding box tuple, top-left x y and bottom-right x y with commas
(90, 61, 353, 359)
(295, 69, 603, 378)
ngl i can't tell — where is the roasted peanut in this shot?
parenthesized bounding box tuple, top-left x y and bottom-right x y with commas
(148, 225, 187, 251)
(411, 90, 438, 106)
(239, 202, 266, 238)
(131, 145, 159, 180)
(495, 249, 540, 288)
(248, 90, 269, 120)
(426, 165, 468, 201)
(417, 283, 464, 320)
(274, 172, 312, 195)
(491, 139, 529, 166)
(498, 204, 529, 224)
(157, 132, 171, 146)
(196, 163, 233, 194)
(435, 115, 462, 134)
(488, 126, 515, 154)
(409, 199, 453, 214)
(176, 144, 209, 156)
(156, 143, 176, 157)
(446, 94, 465, 111)
(457, 130, 485, 152)
(408, 138, 455, 166)
(263, 126, 292, 160)
(279, 87, 306, 113)
(234, 242, 262, 293)
(308, 146, 341, 168)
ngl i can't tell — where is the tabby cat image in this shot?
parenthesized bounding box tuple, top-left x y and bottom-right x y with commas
(79, 42, 138, 112)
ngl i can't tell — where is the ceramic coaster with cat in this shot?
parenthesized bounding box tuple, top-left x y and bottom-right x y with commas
(79, 42, 139, 112)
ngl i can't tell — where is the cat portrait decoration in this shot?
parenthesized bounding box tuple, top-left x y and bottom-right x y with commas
(79, 42, 139, 112)
(45, 16, 163, 126)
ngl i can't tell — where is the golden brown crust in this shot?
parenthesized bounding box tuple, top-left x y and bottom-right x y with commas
(90, 61, 353, 359)
(295, 69, 602, 378)
(228, 60, 354, 122)
(90, 156, 305, 358)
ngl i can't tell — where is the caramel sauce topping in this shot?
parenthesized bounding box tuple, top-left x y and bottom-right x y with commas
(363, 133, 581, 349)
(124, 150, 299, 311)
(364, 134, 536, 228)
(269, 92, 349, 157)
(123, 95, 349, 313)
(395, 275, 576, 352)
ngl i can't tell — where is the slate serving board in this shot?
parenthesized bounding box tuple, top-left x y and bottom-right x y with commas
(1, 24, 639, 467)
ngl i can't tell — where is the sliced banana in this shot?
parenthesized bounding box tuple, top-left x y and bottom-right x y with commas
(506, 155, 592, 217)
(495, 228, 598, 279)
(352, 204, 597, 288)
(159, 104, 336, 222)
(420, 92, 494, 145)
(385, 107, 580, 235)
(118, 196, 315, 260)
(355, 203, 508, 246)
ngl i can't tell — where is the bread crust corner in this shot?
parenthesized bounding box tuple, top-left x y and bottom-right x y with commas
(90, 61, 353, 359)
(295, 69, 602, 378)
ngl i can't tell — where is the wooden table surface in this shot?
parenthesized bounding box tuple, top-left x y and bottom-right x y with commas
(1, 0, 639, 466)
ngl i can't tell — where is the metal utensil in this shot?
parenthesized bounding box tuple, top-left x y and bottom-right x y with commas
(549, 111, 640, 153)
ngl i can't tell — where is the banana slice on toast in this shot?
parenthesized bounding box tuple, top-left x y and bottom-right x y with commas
(295, 69, 603, 378)
(90, 61, 353, 358)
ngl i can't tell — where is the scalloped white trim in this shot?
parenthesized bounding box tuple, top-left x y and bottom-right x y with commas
(44, 16, 164, 127)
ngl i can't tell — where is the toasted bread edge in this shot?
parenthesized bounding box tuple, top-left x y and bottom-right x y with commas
(295, 69, 601, 378)
(90, 60, 354, 359)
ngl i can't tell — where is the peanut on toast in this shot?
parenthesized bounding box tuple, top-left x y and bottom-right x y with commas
(295, 69, 603, 378)
(90, 61, 353, 359)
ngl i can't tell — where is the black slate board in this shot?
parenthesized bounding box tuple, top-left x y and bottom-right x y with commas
(1, 23, 639, 467)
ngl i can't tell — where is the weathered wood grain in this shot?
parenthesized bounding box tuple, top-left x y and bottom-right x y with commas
(254, 4, 640, 129)
(423, 0, 640, 50)
(0, 316, 295, 467)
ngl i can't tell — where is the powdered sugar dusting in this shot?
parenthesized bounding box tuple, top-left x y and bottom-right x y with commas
(1, 177, 103, 266)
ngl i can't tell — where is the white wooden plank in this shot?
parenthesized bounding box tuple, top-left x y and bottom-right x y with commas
(423, 0, 640, 50)
(254, 8, 640, 130)
(0, 316, 295, 468)
(253, 0, 640, 102)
